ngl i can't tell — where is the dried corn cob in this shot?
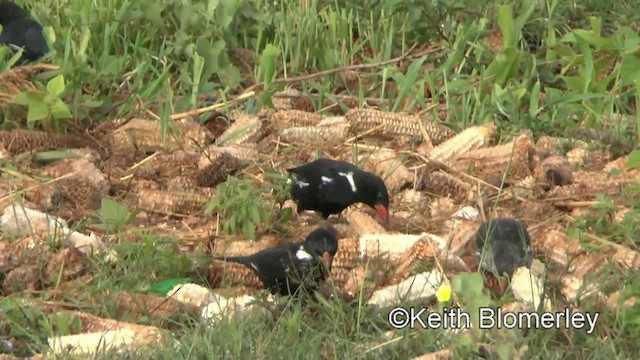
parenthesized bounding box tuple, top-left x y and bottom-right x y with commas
(426, 123, 497, 163)
(332, 235, 361, 270)
(47, 311, 168, 356)
(40, 158, 110, 194)
(271, 88, 305, 111)
(0, 129, 95, 155)
(345, 108, 449, 144)
(397, 189, 428, 209)
(108, 117, 213, 153)
(211, 235, 280, 257)
(43, 246, 88, 284)
(133, 150, 199, 179)
(198, 144, 259, 166)
(217, 113, 263, 145)
(345, 209, 387, 236)
(544, 177, 634, 201)
(453, 133, 534, 183)
(272, 109, 326, 128)
(2, 264, 41, 294)
(205, 260, 263, 289)
(360, 149, 413, 194)
(280, 124, 350, 145)
(411, 348, 454, 360)
(534, 224, 582, 266)
(366, 270, 443, 308)
(442, 218, 479, 256)
(606, 290, 638, 310)
(389, 237, 440, 283)
(116, 292, 201, 319)
(194, 152, 244, 188)
(358, 233, 425, 259)
(419, 170, 471, 202)
(135, 189, 210, 215)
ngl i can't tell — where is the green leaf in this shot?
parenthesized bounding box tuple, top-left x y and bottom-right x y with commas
(27, 101, 49, 123)
(50, 99, 73, 119)
(529, 81, 541, 117)
(260, 44, 280, 88)
(573, 33, 593, 93)
(496, 5, 515, 48)
(11, 91, 44, 106)
(243, 222, 256, 240)
(392, 55, 427, 112)
(100, 198, 131, 226)
(249, 206, 262, 226)
(46, 75, 66, 97)
(626, 150, 640, 169)
(147, 278, 193, 296)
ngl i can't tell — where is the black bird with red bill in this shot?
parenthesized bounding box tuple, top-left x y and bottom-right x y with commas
(215, 226, 339, 297)
(286, 158, 390, 223)
(0, 0, 48, 63)
(475, 218, 533, 279)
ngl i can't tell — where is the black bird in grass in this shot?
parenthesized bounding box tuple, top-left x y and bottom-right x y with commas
(0, 0, 48, 63)
(286, 158, 390, 223)
(475, 218, 533, 279)
(215, 226, 339, 297)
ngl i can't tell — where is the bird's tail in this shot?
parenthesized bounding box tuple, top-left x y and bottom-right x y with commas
(214, 255, 251, 266)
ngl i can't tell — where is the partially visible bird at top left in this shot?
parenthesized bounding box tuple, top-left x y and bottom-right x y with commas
(0, 0, 49, 63)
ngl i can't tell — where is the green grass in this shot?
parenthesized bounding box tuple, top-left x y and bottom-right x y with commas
(1, 0, 640, 358)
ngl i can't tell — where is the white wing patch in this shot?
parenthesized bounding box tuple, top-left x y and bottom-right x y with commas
(321, 176, 334, 184)
(250, 262, 259, 271)
(295, 246, 312, 260)
(295, 181, 310, 188)
(338, 171, 357, 192)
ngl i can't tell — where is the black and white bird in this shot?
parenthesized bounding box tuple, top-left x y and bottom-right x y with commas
(0, 0, 48, 63)
(215, 226, 339, 297)
(286, 158, 390, 223)
(475, 218, 533, 279)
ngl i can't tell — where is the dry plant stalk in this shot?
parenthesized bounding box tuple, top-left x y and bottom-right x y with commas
(426, 123, 497, 163)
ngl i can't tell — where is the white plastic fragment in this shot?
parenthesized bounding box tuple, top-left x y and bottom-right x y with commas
(453, 206, 479, 220)
(0, 204, 105, 254)
(510, 259, 550, 311)
(367, 270, 444, 308)
(200, 294, 266, 323)
(166, 283, 223, 308)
